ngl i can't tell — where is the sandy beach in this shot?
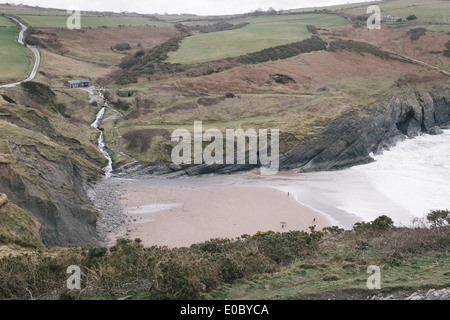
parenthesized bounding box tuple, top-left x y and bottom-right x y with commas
(109, 179, 330, 248)
(103, 129, 450, 248)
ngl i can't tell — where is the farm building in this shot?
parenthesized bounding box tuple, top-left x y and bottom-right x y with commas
(380, 15, 404, 22)
(117, 90, 135, 97)
(64, 79, 90, 88)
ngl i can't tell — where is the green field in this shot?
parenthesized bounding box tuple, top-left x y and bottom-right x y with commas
(0, 17, 30, 83)
(0, 15, 15, 27)
(11, 14, 171, 28)
(340, 0, 450, 32)
(288, 0, 450, 32)
(340, 0, 449, 19)
(167, 13, 349, 64)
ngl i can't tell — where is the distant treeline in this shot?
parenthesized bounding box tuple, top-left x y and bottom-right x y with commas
(327, 39, 411, 63)
(235, 35, 327, 64)
(114, 36, 185, 84)
(174, 21, 249, 34)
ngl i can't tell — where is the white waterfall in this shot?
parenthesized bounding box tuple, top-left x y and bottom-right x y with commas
(91, 89, 113, 176)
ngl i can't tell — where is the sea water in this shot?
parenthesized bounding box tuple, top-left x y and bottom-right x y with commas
(349, 130, 450, 224)
(270, 131, 450, 228)
(117, 131, 450, 229)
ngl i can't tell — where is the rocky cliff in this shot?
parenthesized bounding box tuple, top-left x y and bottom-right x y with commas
(283, 90, 450, 172)
(0, 88, 106, 248)
(114, 90, 450, 177)
(0, 145, 102, 247)
(4, 89, 446, 248)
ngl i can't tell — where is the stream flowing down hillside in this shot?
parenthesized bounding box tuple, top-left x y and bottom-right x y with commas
(91, 89, 113, 176)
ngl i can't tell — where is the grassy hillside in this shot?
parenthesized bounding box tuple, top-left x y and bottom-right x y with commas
(0, 16, 31, 83)
(0, 194, 43, 249)
(0, 5, 171, 28)
(213, 252, 450, 299)
(14, 14, 171, 28)
(0, 14, 15, 26)
(1, 0, 447, 171)
(0, 0, 449, 302)
(167, 13, 348, 64)
(339, 0, 450, 32)
(103, 42, 445, 165)
(0, 81, 110, 247)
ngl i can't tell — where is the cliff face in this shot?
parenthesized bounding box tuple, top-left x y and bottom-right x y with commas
(115, 90, 450, 178)
(0, 146, 101, 247)
(0, 88, 106, 248)
(3, 89, 447, 248)
(283, 91, 450, 172)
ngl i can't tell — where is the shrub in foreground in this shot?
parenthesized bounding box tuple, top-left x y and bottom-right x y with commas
(1, 216, 449, 300)
(353, 215, 394, 233)
(0, 228, 323, 300)
(426, 210, 450, 227)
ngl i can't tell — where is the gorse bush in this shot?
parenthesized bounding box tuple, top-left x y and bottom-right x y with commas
(323, 225, 345, 236)
(407, 28, 427, 41)
(112, 43, 131, 51)
(24, 28, 64, 52)
(443, 41, 450, 58)
(0, 229, 323, 300)
(1, 94, 16, 104)
(135, 49, 145, 57)
(0, 216, 448, 300)
(20, 82, 56, 105)
(251, 227, 323, 264)
(122, 128, 170, 153)
(116, 36, 186, 84)
(327, 39, 408, 62)
(426, 210, 450, 227)
(236, 36, 327, 64)
(353, 215, 394, 233)
(110, 99, 131, 111)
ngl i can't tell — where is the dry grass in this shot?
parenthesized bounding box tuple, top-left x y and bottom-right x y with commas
(37, 50, 112, 85)
(122, 128, 170, 153)
(49, 25, 180, 66)
(106, 42, 448, 164)
(0, 86, 105, 171)
(0, 199, 43, 249)
(0, 219, 448, 300)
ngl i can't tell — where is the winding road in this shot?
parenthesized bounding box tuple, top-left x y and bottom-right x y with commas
(0, 17, 41, 88)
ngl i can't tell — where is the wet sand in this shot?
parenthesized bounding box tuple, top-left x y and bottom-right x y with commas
(109, 179, 330, 248)
(103, 130, 450, 248)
